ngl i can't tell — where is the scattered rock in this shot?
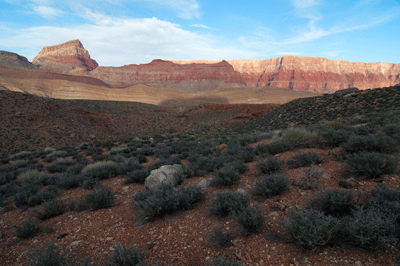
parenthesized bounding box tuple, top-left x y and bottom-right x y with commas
(272, 202, 286, 211)
(354, 261, 363, 266)
(197, 178, 212, 189)
(339, 178, 358, 189)
(267, 211, 279, 217)
(70, 240, 82, 247)
(90, 135, 96, 139)
(144, 164, 183, 189)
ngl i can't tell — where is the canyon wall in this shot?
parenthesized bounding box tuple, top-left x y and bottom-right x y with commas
(89, 59, 247, 92)
(4, 40, 400, 94)
(170, 57, 400, 93)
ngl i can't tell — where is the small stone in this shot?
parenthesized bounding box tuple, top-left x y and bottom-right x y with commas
(272, 202, 286, 211)
(355, 261, 363, 266)
(268, 211, 279, 217)
(90, 135, 96, 139)
(70, 240, 82, 247)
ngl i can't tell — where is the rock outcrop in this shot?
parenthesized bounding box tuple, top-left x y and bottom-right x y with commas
(171, 57, 400, 93)
(0, 51, 38, 70)
(89, 59, 247, 92)
(144, 164, 184, 189)
(33, 40, 98, 74)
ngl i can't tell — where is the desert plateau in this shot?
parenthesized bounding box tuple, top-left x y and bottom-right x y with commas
(1, 37, 400, 266)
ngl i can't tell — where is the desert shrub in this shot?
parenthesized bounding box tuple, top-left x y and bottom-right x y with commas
(54, 173, 85, 189)
(289, 151, 322, 168)
(33, 200, 68, 220)
(232, 160, 248, 174)
(17, 169, 44, 184)
(106, 244, 146, 266)
(110, 146, 130, 155)
(212, 165, 241, 187)
(232, 206, 264, 236)
(186, 152, 200, 163)
(259, 139, 298, 155)
(177, 185, 206, 210)
(205, 256, 244, 266)
(154, 147, 170, 159)
(27, 242, 72, 266)
(282, 209, 341, 249)
(45, 150, 68, 163)
(85, 147, 103, 156)
(14, 220, 39, 240)
(79, 142, 91, 150)
(238, 146, 256, 163)
(78, 186, 114, 211)
(208, 191, 250, 217)
(321, 120, 349, 131)
(209, 227, 233, 248)
(345, 152, 398, 179)
(257, 157, 284, 174)
(37, 185, 59, 202)
(82, 161, 119, 180)
(10, 151, 34, 161)
(12, 184, 45, 208)
(320, 129, 352, 147)
(282, 128, 320, 148)
(81, 178, 100, 190)
(344, 206, 398, 250)
(383, 123, 400, 143)
(341, 134, 398, 154)
(251, 174, 290, 200)
(101, 140, 115, 150)
(132, 183, 205, 221)
(125, 169, 149, 184)
(296, 166, 325, 190)
(118, 158, 143, 175)
(66, 164, 85, 175)
(46, 158, 75, 173)
(139, 144, 154, 156)
(307, 189, 356, 217)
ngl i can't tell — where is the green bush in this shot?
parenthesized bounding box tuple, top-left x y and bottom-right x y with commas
(296, 166, 325, 190)
(82, 161, 119, 180)
(45, 150, 68, 163)
(132, 183, 205, 221)
(282, 209, 341, 249)
(282, 128, 320, 148)
(257, 157, 284, 174)
(289, 151, 322, 168)
(106, 244, 146, 266)
(28, 242, 72, 266)
(209, 227, 233, 248)
(14, 220, 39, 240)
(344, 206, 398, 250)
(55, 173, 85, 189)
(17, 169, 44, 184)
(85, 147, 103, 156)
(33, 200, 68, 220)
(251, 174, 290, 200)
(125, 169, 149, 184)
(256, 139, 297, 155)
(320, 129, 352, 147)
(208, 191, 250, 217)
(238, 146, 256, 163)
(211, 165, 241, 187)
(10, 151, 34, 161)
(232, 206, 264, 236)
(341, 134, 398, 154)
(46, 158, 75, 173)
(307, 189, 355, 217)
(77, 186, 115, 211)
(345, 152, 398, 179)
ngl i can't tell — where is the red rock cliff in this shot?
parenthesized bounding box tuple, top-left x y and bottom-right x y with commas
(33, 40, 98, 74)
(170, 57, 400, 93)
(89, 59, 247, 92)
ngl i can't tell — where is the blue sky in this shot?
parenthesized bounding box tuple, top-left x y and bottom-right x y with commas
(0, 0, 400, 66)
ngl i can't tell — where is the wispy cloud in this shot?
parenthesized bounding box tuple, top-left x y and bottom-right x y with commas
(139, 0, 201, 19)
(32, 5, 64, 18)
(190, 24, 210, 29)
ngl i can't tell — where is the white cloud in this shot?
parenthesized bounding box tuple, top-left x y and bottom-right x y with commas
(32, 5, 64, 18)
(290, 0, 319, 9)
(190, 24, 210, 29)
(0, 11, 254, 65)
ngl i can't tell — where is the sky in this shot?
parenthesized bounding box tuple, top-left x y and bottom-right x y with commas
(0, 0, 400, 66)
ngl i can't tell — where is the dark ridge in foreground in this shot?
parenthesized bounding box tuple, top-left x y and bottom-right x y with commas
(232, 86, 400, 133)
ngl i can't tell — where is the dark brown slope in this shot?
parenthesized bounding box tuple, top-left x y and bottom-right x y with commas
(0, 90, 189, 158)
